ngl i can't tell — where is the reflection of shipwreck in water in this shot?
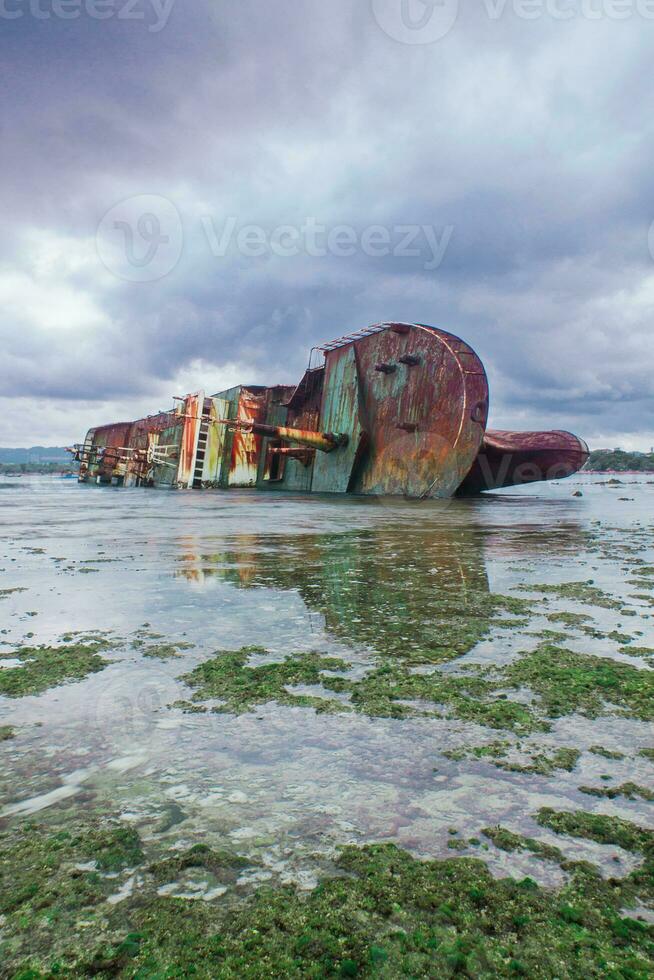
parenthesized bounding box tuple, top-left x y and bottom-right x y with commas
(72, 323, 588, 498)
(175, 518, 492, 660)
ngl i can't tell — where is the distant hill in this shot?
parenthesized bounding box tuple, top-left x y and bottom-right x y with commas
(586, 449, 654, 472)
(0, 447, 70, 463)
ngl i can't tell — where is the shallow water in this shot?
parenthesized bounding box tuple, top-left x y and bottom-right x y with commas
(1, 473, 653, 896)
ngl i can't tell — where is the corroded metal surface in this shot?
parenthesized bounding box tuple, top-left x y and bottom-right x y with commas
(312, 344, 364, 493)
(229, 389, 267, 487)
(315, 323, 489, 498)
(457, 430, 591, 494)
(219, 418, 346, 454)
(176, 392, 204, 488)
(75, 322, 587, 497)
(75, 422, 132, 483)
(201, 397, 229, 486)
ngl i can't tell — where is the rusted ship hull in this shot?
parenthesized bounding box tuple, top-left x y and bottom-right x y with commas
(456, 430, 590, 495)
(72, 323, 588, 498)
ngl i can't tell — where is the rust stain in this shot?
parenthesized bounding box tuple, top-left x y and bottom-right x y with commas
(76, 323, 587, 497)
(228, 389, 266, 486)
(457, 430, 590, 494)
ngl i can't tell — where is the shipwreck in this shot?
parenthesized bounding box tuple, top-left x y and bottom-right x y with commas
(71, 323, 589, 498)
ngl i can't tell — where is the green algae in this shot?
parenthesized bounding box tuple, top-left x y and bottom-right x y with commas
(0, 818, 257, 976)
(536, 808, 654, 855)
(332, 661, 544, 731)
(589, 745, 626, 760)
(0, 587, 27, 598)
(0, 821, 142, 919)
(3, 809, 654, 978)
(547, 611, 592, 627)
(0, 637, 112, 698)
(332, 637, 651, 730)
(0, 724, 16, 740)
(329, 662, 542, 731)
(130, 632, 164, 648)
(621, 646, 654, 661)
(578, 783, 654, 802)
(131, 631, 195, 660)
(499, 643, 654, 722)
(481, 827, 566, 864)
(10, 840, 654, 979)
(518, 579, 622, 609)
(517, 580, 623, 610)
(0, 820, 143, 971)
(141, 641, 194, 660)
(175, 629, 654, 732)
(533, 810, 654, 920)
(494, 747, 580, 776)
(85, 825, 144, 872)
(443, 740, 511, 762)
(443, 742, 579, 775)
(176, 633, 654, 733)
(148, 842, 251, 884)
(607, 631, 635, 645)
(154, 801, 188, 834)
(527, 629, 569, 643)
(178, 647, 351, 714)
(638, 749, 654, 762)
(4, 516, 652, 974)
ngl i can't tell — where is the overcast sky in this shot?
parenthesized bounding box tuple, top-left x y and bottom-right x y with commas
(1, 1, 653, 449)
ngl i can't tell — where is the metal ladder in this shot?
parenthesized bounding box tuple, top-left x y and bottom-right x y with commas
(192, 409, 210, 488)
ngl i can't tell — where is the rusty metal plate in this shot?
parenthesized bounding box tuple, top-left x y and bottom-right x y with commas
(311, 345, 364, 494)
(317, 323, 489, 498)
(457, 429, 590, 493)
(80, 422, 132, 483)
(177, 392, 204, 488)
(202, 397, 230, 486)
(229, 389, 266, 487)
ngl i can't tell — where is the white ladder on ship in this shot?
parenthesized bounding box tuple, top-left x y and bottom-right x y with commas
(191, 409, 210, 488)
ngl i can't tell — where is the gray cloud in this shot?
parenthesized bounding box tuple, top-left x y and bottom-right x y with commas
(1, 2, 653, 447)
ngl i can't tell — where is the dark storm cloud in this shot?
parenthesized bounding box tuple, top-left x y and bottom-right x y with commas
(1, 1, 653, 445)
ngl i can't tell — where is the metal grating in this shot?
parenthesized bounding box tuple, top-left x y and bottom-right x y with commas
(317, 323, 389, 353)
